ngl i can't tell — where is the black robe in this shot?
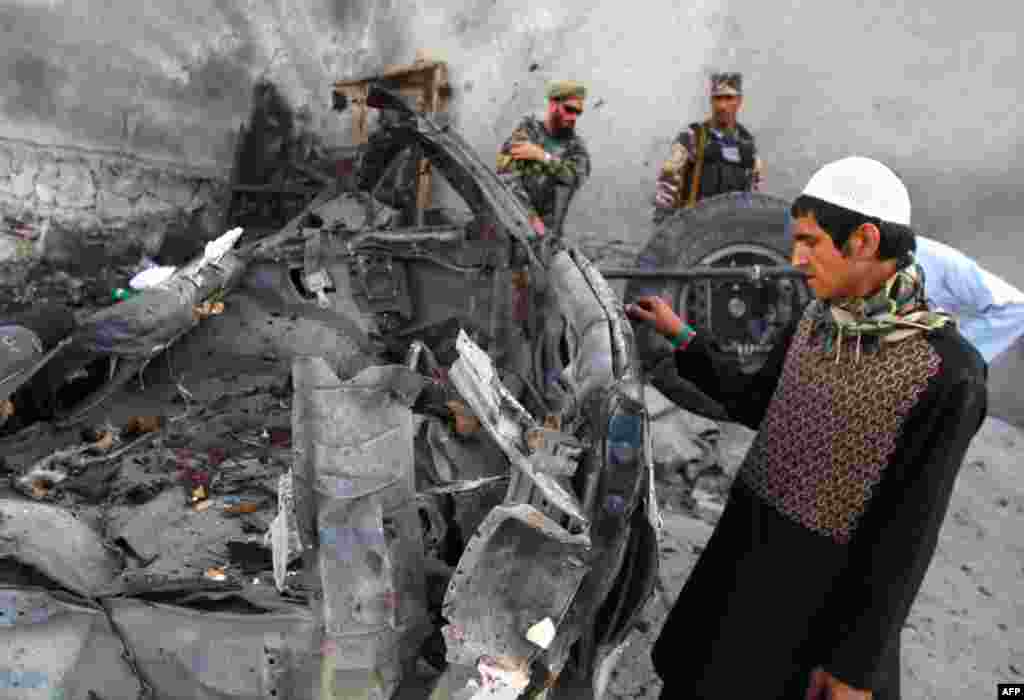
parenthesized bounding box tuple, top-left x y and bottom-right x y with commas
(652, 301, 988, 699)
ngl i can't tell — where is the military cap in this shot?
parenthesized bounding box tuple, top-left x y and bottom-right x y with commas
(546, 80, 587, 101)
(710, 72, 743, 97)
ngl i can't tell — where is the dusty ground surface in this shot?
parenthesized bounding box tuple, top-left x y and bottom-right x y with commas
(2, 259, 1022, 699)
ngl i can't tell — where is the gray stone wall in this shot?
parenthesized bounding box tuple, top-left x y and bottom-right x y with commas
(0, 138, 226, 269)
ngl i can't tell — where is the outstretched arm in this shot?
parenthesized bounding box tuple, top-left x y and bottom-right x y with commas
(625, 295, 796, 430)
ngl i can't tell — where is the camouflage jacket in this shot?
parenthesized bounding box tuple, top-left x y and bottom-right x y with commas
(496, 115, 591, 232)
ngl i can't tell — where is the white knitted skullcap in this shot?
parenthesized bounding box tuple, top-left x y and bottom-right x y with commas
(801, 156, 911, 226)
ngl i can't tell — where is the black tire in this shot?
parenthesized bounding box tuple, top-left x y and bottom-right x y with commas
(625, 192, 811, 419)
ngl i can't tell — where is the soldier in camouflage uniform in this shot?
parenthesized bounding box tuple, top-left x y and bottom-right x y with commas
(652, 72, 764, 223)
(496, 80, 592, 238)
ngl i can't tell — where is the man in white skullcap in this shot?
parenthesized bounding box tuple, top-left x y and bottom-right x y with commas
(628, 156, 988, 700)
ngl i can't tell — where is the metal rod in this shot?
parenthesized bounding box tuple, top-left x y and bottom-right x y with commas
(597, 265, 808, 281)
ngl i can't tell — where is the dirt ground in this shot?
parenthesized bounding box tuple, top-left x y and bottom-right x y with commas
(2, 285, 1022, 700)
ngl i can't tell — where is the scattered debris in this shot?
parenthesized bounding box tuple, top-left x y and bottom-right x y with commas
(526, 617, 556, 649)
(129, 265, 178, 290)
(204, 567, 227, 582)
(266, 470, 303, 592)
(124, 415, 162, 436)
(223, 495, 262, 514)
(16, 466, 67, 500)
(476, 655, 531, 693)
(447, 399, 481, 436)
(190, 485, 208, 505)
(92, 430, 116, 451)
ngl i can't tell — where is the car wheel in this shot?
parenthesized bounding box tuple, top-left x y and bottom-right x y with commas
(626, 192, 812, 419)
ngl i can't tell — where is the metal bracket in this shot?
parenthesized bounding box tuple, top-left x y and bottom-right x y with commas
(304, 268, 334, 308)
(353, 255, 401, 302)
(302, 227, 333, 308)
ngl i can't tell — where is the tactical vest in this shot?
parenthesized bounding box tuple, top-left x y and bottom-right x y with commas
(680, 121, 757, 204)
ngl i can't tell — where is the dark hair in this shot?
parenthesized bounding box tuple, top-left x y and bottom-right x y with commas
(790, 194, 916, 267)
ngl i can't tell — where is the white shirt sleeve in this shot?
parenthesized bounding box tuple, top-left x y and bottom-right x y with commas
(916, 236, 1024, 362)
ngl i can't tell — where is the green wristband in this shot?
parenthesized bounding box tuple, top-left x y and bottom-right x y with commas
(668, 325, 696, 351)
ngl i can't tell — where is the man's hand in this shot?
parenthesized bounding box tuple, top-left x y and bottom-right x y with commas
(529, 216, 546, 237)
(624, 296, 683, 338)
(654, 179, 679, 208)
(508, 142, 547, 162)
(805, 668, 872, 700)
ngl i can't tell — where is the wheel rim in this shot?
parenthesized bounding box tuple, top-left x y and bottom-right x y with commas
(677, 242, 811, 373)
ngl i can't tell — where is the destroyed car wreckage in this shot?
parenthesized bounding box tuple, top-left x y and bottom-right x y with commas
(0, 85, 680, 699)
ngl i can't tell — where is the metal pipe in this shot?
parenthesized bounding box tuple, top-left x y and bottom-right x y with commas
(597, 265, 808, 281)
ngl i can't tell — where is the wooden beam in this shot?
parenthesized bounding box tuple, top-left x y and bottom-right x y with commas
(333, 60, 447, 88)
(335, 56, 451, 214)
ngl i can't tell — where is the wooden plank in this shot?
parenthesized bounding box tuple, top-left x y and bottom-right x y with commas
(335, 57, 451, 218)
(415, 64, 443, 218)
(351, 84, 370, 144)
(333, 60, 446, 88)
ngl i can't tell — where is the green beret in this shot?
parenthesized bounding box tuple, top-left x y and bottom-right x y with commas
(546, 80, 587, 101)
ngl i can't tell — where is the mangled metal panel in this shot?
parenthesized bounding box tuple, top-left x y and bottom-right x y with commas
(567, 249, 637, 382)
(545, 252, 616, 407)
(440, 503, 591, 669)
(107, 597, 319, 699)
(291, 359, 431, 699)
(448, 331, 587, 528)
(73, 251, 247, 362)
(0, 587, 143, 699)
(267, 470, 304, 593)
(0, 500, 122, 598)
(106, 487, 253, 586)
(357, 87, 543, 276)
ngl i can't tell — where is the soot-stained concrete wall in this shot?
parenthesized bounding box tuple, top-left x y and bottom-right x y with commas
(0, 0, 411, 267)
(0, 0, 409, 166)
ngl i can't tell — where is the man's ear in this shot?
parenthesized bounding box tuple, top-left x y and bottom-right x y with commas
(849, 223, 881, 260)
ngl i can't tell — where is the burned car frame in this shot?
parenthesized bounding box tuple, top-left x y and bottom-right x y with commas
(0, 84, 661, 700)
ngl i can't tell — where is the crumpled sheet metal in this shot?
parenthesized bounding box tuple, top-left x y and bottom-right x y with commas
(0, 587, 143, 699)
(0, 499, 121, 598)
(449, 331, 587, 527)
(291, 358, 431, 699)
(106, 488, 250, 585)
(441, 503, 591, 669)
(267, 470, 304, 593)
(73, 252, 246, 360)
(545, 251, 615, 407)
(568, 248, 637, 382)
(107, 597, 319, 699)
(422, 417, 508, 485)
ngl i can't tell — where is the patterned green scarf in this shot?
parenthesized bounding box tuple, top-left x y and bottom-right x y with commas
(818, 260, 954, 363)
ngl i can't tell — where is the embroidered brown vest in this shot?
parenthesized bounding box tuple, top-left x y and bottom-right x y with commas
(737, 302, 942, 544)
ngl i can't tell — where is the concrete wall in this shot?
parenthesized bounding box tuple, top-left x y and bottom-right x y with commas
(1, 0, 1022, 419)
(2, 0, 1018, 243)
(0, 0, 411, 267)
